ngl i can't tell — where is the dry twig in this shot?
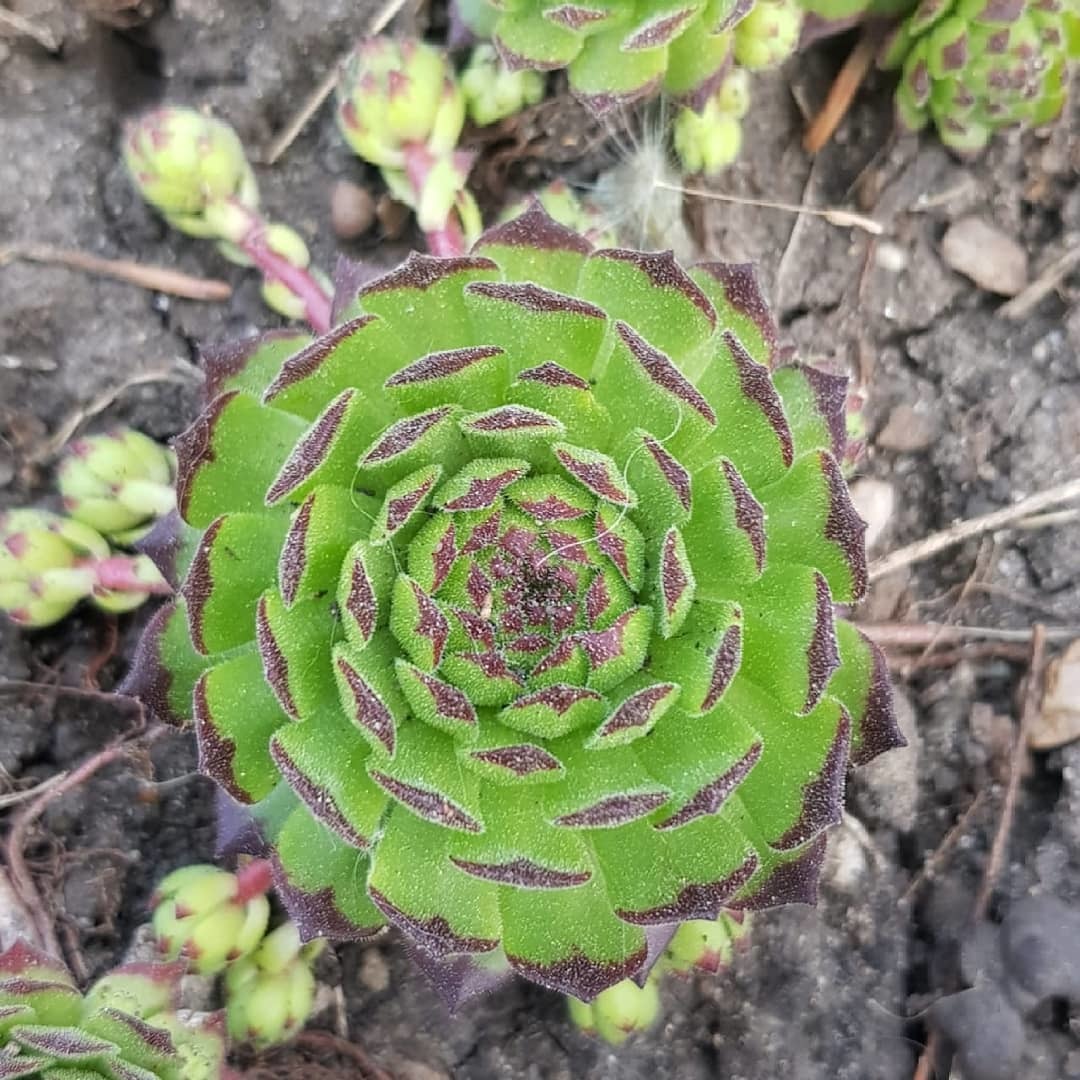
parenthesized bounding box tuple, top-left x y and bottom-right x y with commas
(803, 23, 887, 154)
(997, 245, 1080, 321)
(0, 244, 232, 301)
(857, 622, 1077, 647)
(972, 624, 1047, 921)
(263, 0, 413, 164)
(869, 476, 1080, 582)
(24, 366, 199, 467)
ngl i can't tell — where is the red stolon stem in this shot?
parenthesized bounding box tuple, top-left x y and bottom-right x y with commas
(402, 142, 469, 258)
(238, 227, 333, 334)
(233, 858, 274, 904)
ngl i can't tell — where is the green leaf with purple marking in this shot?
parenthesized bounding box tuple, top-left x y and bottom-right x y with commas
(131, 206, 899, 1005)
(0, 940, 225, 1079)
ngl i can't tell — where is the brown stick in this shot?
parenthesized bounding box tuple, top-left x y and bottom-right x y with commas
(869, 476, 1080, 582)
(857, 622, 1077, 647)
(1, 244, 232, 301)
(972, 624, 1047, 922)
(803, 24, 886, 155)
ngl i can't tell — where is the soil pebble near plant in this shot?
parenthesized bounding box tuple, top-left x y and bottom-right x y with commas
(1, 3, 1079, 1078)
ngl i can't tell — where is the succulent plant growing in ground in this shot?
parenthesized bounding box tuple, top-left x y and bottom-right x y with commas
(336, 38, 483, 257)
(0, 510, 170, 628)
(461, 44, 547, 126)
(0, 940, 225, 1079)
(881, 0, 1080, 152)
(124, 106, 333, 330)
(457, 0, 802, 113)
(224, 922, 323, 1048)
(58, 428, 177, 546)
(151, 861, 272, 975)
(673, 67, 751, 174)
(124, 205, 902, 1006)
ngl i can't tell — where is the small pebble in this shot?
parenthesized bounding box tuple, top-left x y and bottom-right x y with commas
(875, 241, 908, 273)
(331, 181, 376, 240)
(876, 404, 936, 453)
(941, 216, 1028, 297)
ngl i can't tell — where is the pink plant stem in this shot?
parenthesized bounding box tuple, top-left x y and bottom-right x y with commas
(86, 556, 173, 595)
(402, 143, 468, 258)
(238, 222, 333, 333)
(233, 858, 273, 904)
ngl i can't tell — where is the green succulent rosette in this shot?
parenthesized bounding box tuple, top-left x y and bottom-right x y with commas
(123, 207, 902, 1003)
(882, 0, 1080, 152)
(0, 940, 225, 1079)
(457, 0, 762, 113)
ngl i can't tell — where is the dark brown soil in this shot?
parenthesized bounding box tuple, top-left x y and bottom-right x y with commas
(1, 4, 1078, 1079)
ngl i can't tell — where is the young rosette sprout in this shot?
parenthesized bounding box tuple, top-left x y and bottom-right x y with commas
(57, 428, 176, 546)
(0, 510, 170, 628)
(881, 0, 1080, 152)
(123, 205, 903, 1008)
(461, 44, 546, 126)
(732, 0, 802, 69)
(224, 922, 323, 1048)
(0, 939, 226, 1079)
(674, 67, 751, 175)
(124, 106, 333, 330)
(567, 971, 661, 1044)
(336, 37, 482, 257)
(659, 909, 750, 975)
(151, 861, 272, 975)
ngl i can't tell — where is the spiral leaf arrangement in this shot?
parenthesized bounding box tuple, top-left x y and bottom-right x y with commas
(124, 207, 902, 1002)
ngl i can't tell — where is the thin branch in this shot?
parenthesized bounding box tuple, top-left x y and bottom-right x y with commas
(2, 742, 134, 958)
(263, 0, 413, 165)
(972, 624, 1047, 921)
(654, 180, 883, 235)
(869, 476, 1080, 581)
(0, 244, 232, 301)
(803, 23, 887, 154)
(857, 622, 1078, 646)
(23, 367, 198, 466)
(997, 245, 1080, 321)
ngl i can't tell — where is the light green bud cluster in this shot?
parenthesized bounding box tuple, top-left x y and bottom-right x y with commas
(567, 972, 662, 1045)
(124, 106, 333, 328)
(123, 106, 258, 238)
(336, 37, 482, 255)
(224, 922, 324, 1048)
(151, 862, 272, 976)
(674, 67, 752, 175)
(461, 44, 546, 126)
(659, 911, 752, 976)
(58, 427, 176, 545)
(0, 508, 169, 628)
(733, 0, 803, 70)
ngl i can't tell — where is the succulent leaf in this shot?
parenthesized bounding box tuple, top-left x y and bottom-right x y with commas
(0, 942, 224, 1080)
(879, 0, 1080, 151)
(131, 209, 901, 1002)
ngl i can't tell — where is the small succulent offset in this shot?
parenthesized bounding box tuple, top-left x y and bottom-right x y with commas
(460, 44, 547, 126)
(0, 510, 170, 628)
(224, 922, 323, 1049)
(0, 939, 225, 1079)
(881, 0, 1080, 152)
(151, 861, 272, 976)
(125, 207, 902, 1004)
(457, 0, 802, 114)
(336, 38, 483, 257)
(58, 429, 176, 546)
(124, 107, 333, 330)
(800, 0, 1080, 152)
